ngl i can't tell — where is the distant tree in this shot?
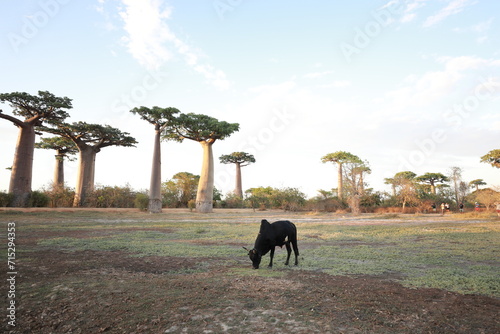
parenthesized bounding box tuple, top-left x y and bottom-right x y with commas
(384, 177, 396, 197)
(333, 154, 365, 214)
(0, 91, 72, 206)
(130, 106, 180, 213)
(162, 172, 199, 208)
(469, 179, 487, 191)
(166, 113, 239, 213)
(219, 152, 255, 198)
(273, 187, 307, 212)
(393, 171, 419, 212)
(42, 122, 137, 207)
(472, 188, 500, 210)
(35, 136, 77, 188)
(480, 149, 500, 168)
(245, 187, 274, 211)
(321, 151, 361, 199)
(448, 166, 463, 206)
(415, 172, 449, 195)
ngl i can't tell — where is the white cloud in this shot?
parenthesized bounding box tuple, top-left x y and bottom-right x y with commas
(117, 0, 230, 90)
(423, 0, 475, 27)
(378, 55, 500, 120)
(400, 0, 428, 23)
(119, 0, 174, 69)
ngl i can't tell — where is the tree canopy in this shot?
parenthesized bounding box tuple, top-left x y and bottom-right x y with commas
(480, 149, 500, 169)
(166, 113, 240, 143)
(415, 172, 449, 194)
(219, 152, 256, 166)
(35, 136, 78, 159)
(130, 106, 180, 130)
(42, 121, 137, 149)
(0, 90, 72, 126)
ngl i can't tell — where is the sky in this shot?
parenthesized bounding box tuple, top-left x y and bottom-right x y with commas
(1, 0, 499, 199)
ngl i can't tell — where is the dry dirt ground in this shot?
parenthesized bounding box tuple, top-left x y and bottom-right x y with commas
(2, 209, 500, 333)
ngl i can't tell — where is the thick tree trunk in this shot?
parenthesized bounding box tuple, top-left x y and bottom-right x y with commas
(235, 162, 243, 198)
(149, 129, 162, 213)
(196, 141, 214, 213)
(53, 153, 65, 189)
(430, 183, 436, 195)
(9, 125, 35, 207)
(73, 146, 97, 207)
(337, 163, 343, 199)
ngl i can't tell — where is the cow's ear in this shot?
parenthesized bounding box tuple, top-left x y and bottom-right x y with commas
(260, 219, 270, 230)
(252, 249, 257, 254)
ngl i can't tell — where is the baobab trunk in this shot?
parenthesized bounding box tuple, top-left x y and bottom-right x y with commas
(235, 162, 243, 198)
(337, 163, 343, 199)
(149, 129, 162, 213)
(196, 141, 214, 213)
(73, 147, 97, 207)
(53, 153, 65, 188)
(9, 125, 35, 207)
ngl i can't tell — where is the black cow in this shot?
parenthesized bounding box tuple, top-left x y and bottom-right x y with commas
(244, 219, 299, 269)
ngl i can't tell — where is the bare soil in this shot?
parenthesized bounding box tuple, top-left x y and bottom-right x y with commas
(3, 209, 500, 333)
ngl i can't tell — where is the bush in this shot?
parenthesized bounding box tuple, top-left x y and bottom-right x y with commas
(188, 199, 196, 212)
(29, 191, 50, 207)
(86, 185, 136, 208)
(223, 192, 244, 208)
(134, 193, 149, 211)
(0, 192, 13, 207)
(43, 186, 74, 207)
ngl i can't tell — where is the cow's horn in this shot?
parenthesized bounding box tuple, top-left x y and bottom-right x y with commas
(242, 246, 249, 251)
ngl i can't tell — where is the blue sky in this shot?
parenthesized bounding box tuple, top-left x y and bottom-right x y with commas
(1, 0, 499, 198)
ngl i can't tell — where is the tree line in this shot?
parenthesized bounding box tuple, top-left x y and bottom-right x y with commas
(1, 90, 499, 213)
(0, 91, 238, 213)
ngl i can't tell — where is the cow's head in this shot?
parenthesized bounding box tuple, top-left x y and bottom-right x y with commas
(243, 247, 262, 269)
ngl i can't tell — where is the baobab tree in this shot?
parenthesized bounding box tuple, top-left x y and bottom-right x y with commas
(35, 136, 77, 188)
(321, 151, 361, 199)
(219, 152, 255, 198)
(415, 172, 449, 195)
(130, 106, 180, 213)
(0, 91, 72, 206)
(480, 149, 500, 168)
(166, 113, 239, 213)
(469, 179, 487, 191)
(42, 121, 137, 207)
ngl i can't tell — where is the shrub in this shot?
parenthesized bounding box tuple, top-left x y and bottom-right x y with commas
(0, 192, 13, 207)
(29, 191, 50, 207)
(223, 192, 244, 208)
(86, 185, 136, 208)
(134, 193, 149, 211)
(188, 199, 196, 212)
(43, 186, 74, 207)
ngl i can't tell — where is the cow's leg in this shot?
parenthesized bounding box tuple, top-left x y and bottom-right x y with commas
(292, 240, 299, 265)
(284, 241, 292, 265)
(268, 247, 275, 268)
